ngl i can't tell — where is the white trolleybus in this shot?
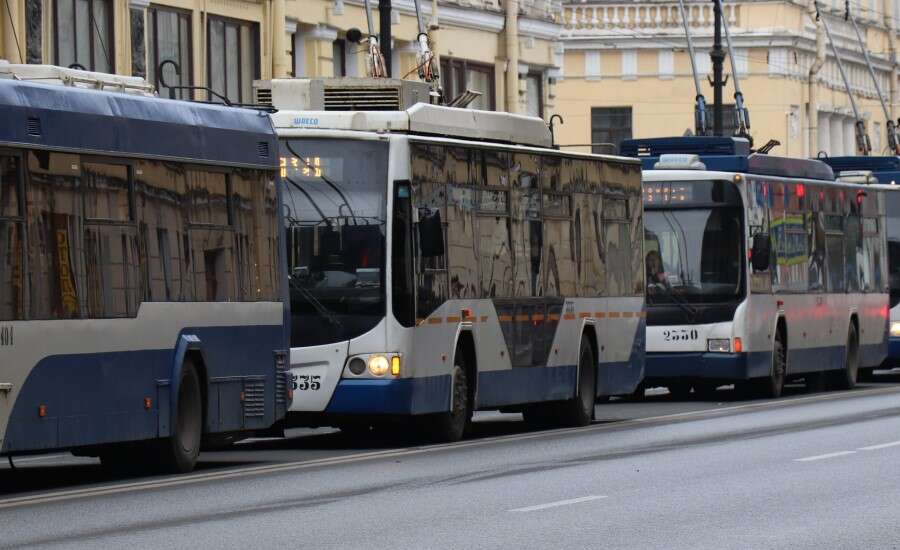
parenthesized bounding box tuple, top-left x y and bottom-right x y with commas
(820, 155, 900, 373)
(0, 65, 289, 473)
(621, 136, 888, 398)
(257, 78, 646, 441)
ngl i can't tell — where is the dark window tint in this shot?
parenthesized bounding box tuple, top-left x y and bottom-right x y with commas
(0, 156, 25, 321)
(26, 151, 83, 319)
(440, 58, 495, 110)
(591, 107, 632, 153)
(55, 0, 113, 72)
(147, 5, 193, 99)
(207, 16, 259, 104)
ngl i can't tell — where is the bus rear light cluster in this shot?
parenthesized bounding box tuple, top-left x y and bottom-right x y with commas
(708, 339, 730, 353)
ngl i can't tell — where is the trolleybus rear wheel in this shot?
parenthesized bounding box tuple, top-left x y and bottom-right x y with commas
(159, 362, 203, 473)
(667, 382, 692, 400)
(556, 335, 596, 427)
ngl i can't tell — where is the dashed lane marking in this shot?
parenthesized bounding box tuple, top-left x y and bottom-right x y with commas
(794, 451, 857, 462)
(858, 440, 900, 451)
(508, 495, 607, 513)
(2, 384, 899, 510)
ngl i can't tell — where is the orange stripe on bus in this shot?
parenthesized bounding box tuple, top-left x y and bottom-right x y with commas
(594, 312, 606, 318)
(579, 312, 590, 319)
(428, 317, 443, 325)
(463, 316, 477, 323)
(480, 315, 489, 322)
(563, 313, 576, 320)
(515, 314, 530, 322)
(548, 313, 561, 321)
(608, 311, 621, 318)
(622, 311, 634, 318)
(446, 316, 461, 323)
(531, 314, 545, 322)
(499, 315, 513, 322)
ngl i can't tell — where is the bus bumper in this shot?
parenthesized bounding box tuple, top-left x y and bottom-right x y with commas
(324, 375, 451, 416)
(645, 351, 756, 383)
(888, 337, 900, 361)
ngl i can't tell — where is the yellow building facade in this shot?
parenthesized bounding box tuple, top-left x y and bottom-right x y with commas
(556, 0, 900, 157)
(0, 0, 563, 115)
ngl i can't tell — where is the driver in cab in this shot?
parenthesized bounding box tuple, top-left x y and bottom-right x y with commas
(646, 249, 669, 294)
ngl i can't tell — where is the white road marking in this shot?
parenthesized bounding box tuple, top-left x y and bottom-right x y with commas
(509, 495, 607, 513)
(1, 384, 897, 511)
(858, 440, 900, 451)
(794, 451, 857, 462)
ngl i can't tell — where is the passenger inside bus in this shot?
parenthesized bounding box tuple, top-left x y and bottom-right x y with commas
(645, 249, 669, 292)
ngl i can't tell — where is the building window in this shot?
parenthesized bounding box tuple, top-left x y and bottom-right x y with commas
(207, 16, 259, 104)
(621, 50, 637, 79)
(441, 58, 495, 111)
(332, 39, 346, 77)
(658, 50, 674, 79)
(584, 50, 601, 80)
(525, 72, 543, 118)
(54, 0, 114, 72)
(591, 107, 632, 153)
(147, 6, 192, 99)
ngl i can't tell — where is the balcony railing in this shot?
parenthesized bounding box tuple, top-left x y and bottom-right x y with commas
(562, 1, 739, 33)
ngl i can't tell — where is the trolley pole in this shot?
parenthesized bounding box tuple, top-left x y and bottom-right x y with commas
(711, 0, 725, 136)
(379, 0, 393, 77)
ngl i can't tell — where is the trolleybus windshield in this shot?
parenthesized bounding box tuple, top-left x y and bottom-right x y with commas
(280, 138, 388, 347)
(643, 180, 744, 304)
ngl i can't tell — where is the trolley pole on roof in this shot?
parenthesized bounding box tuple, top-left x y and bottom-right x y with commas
(380, 0, 393, 77)
(678, 0, 709, 136)
(711, 0, 726, 136)
(845, 1, 900, 154)
(817, 0, 871, 155)
(714, 0, 751, 142)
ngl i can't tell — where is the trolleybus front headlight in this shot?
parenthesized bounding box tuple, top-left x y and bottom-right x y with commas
(348, 357, 367, 375)
(891, 322, 900, 337)
(707, 339, 730, 353)
(368, 355, 391, 376)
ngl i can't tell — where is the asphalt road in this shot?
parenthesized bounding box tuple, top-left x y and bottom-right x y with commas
(3, 374, 900, 549)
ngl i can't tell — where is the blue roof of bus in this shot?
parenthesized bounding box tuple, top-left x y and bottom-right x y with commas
(819, 155, 900, 184)
(619, 136, 835, 181)
(0, 78, 277, 168)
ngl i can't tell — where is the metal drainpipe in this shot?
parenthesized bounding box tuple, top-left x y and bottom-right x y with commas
(505, 0, 519, 113)
(808, 0, 826, 156)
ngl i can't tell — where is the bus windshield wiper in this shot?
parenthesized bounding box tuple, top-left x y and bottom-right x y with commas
(289, 278, 343, 329)
(649, 281, 699, 323)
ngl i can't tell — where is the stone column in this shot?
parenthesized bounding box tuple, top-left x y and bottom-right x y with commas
(308, 25, 337, 78)
(2, 0, 25, 63)
(271, 0, 289, 77)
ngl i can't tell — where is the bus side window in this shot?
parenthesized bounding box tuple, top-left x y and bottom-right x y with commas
(410, 143, 448, 318)
(392, 181, 415, 327)
(26, 151, 83, 320)
(0, 155, 25, 321)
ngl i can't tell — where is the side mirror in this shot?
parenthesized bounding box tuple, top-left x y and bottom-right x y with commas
(751, 233, 771, 272)
(417, 208, 444, 258)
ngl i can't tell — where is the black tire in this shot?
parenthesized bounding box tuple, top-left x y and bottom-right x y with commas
(158, 362, 203, 473)
(858, 367, 875, 383)
(667, 382, 692, 400)
(556, 335, 596, 427)
(804, 371, 827, 393)
(427, 355, 472, 443)
(756, 331, 786, 398)
(831, 324, 859, 390)
(693, 382, 720, 400)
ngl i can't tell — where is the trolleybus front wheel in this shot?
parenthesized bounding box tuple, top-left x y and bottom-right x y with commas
(157, 362, 203, 473)
(830, 323, 859, 390)
(426, 356, 472, 443)
(756, 331, 786, 399)
(556, 335, 597, 427)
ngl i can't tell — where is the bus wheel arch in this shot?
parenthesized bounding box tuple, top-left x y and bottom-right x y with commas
(453, 330, 477, 413)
